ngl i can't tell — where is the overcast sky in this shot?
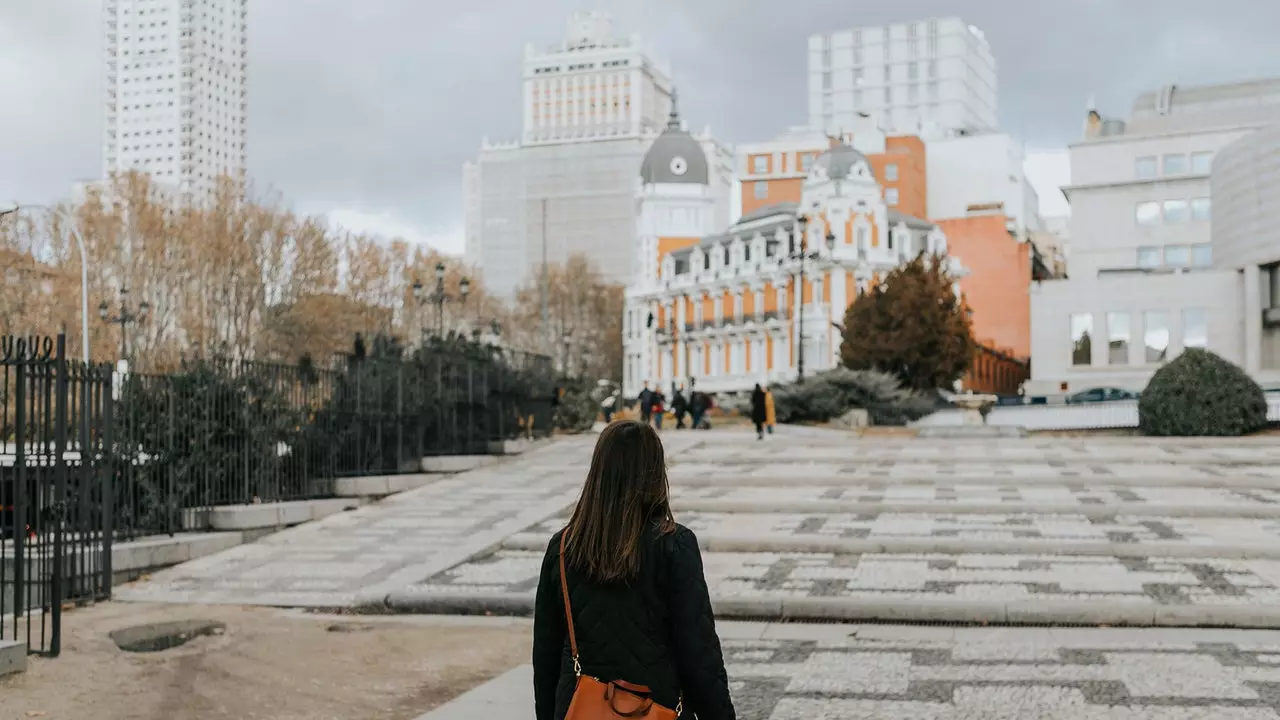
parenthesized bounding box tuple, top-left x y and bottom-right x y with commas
(4, 0, 1280, 254)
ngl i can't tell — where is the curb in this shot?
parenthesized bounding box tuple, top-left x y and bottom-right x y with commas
(378, 590, 1280, 628)
(499, 532, 1280, 561)
(670, 499, 1280, 519)
(666, 472, 1280, 491)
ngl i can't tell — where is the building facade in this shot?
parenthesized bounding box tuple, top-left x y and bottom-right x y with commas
(737, 120, 928, 220)
(926, 132, 1041, 239)
(623, 128, 961, 397)
(1212, 121, 1280, 381)
(464, 12, 733, 298)
(103, 0, 248, 198)
(1028, 79, 1280, 395)
(807, 17, 997, 139)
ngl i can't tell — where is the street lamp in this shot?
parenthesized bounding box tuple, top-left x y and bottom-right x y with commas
(98, 286, 150, 360)
(1, 204, 91, 365)
(560, 328, 573, 378)
(412, 262, 471, 339)
(789, 215, 837, 384)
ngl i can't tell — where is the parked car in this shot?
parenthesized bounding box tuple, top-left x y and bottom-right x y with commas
(1066, 387, 1139, 404)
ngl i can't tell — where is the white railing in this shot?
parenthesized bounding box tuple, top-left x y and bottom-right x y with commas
(911, 394, 1280, 432)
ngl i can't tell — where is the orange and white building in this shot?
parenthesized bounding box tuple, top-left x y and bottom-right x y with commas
(622, 111, 963, 396)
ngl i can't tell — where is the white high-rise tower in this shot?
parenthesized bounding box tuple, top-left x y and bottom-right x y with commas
(103, 0, 248, 197)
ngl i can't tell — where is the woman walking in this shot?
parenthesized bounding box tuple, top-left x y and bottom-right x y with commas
(533, 421, 736, 720)
(750, 384, 767, 440)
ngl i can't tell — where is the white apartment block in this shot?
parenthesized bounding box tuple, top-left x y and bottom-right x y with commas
(1028, 79, 1280, 395)
(466, 12, 732, 298)
(522, 11, 673, 145)
(104, 0, 248, 198)
(808, 17, 997, 139)
(926, 131, 1041, 238)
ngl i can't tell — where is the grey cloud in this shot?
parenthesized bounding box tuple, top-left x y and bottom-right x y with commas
(2, 0, 1279, 246)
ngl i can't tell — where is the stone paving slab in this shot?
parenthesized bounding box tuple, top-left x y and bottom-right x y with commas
(681, 440, 1280, 465)
(669, 461, 1280, 483)
(415, 621, 1280, 719)
(673, 484, 1280, 507)
(525, 512, 1280, 548)
(408, 548, 1280, 620)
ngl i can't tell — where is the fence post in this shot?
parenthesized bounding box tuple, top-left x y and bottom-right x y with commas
(101, 366, 114, 597)
(51, 335, 67, 657)
(12, 354, 26, 627)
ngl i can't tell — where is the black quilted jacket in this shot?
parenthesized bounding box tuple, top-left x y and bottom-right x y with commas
(533, 524, 736, 720)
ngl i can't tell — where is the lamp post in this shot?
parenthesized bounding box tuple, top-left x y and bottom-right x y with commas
(98, 286, 149, 360)
(412, 262, 471, 340)
(560, 328, 573, 378)
(789, 216, 836, 384)
(1, 204, 91, 365)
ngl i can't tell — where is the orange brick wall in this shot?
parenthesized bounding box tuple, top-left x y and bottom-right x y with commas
(937, 215, 1031, 360)
(740, 177, 803, 216)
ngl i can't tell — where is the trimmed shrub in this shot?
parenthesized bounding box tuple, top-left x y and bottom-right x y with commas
(1138, 348, 1268, 437)
(553, 377, 600, 433)
(770, 367, 936, 426)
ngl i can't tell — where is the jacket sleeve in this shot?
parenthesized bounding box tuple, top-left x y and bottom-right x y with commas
(669, 528, 736, 720)
(532, 533, 566, 720)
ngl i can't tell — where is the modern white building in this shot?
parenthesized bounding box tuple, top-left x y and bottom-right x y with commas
(103, 0, 248, 198)
(926, 132, 1041, 238)
(808, 17, 997, 139)
(464, 12, 733, 299)
(1213, 121, 1280, 381)
(1028, 79, 1280, 395)
(623, 127, 962, 397)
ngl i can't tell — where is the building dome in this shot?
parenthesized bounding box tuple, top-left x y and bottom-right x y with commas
(812, 143, 875, 181)
(639, 93, 709, 185)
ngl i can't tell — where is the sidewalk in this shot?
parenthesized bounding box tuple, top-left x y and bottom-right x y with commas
(415, 665, 532, 720)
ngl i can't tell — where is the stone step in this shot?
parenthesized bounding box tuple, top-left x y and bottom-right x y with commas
(672, 498, 1280, 519)
(332, 473, 436, 498)
(181, 498, 362, 532)
(379, 588, 1280, 629)
(500, 532, 1280, 561)
(0, 639, 25, 678)
(668, 470, 1280, 489)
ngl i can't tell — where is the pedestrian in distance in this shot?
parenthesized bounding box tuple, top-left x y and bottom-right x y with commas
(750, 384, 768, 440)
(533, 421, 736, 720)
(672, 384, 688, 429)
(763, 385, 776, 435)
(601, 391, 618, 424)
(637, 382, 652, 425)
(689, 391, 705, 431)
(650, 387, 666, 430)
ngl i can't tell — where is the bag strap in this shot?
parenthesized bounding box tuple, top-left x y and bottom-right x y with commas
(558, 531, 582, 675)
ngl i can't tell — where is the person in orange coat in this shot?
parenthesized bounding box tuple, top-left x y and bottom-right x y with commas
(763, 386, 776, 435)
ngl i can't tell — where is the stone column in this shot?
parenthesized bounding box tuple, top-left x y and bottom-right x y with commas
(1245, 265, 1262, 374)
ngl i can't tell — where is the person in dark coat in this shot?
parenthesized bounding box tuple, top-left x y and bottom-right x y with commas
(750, 384, 768, 440)
(533, 421, 736, 720)
(690, 391, 707, 430)
(637, 382, 652, 425)
(672, 384, 689, 429)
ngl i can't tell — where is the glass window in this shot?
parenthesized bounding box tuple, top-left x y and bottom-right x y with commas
(884, 86, 892, 103)
(753, 181, 768, 200)
(1191, 244, 1212, 267)
(1164, 245, 1190, 267)
(928, 60, 937, 78)
(1163, 154, 1188, 175)
(1135, 201, 1160, 225)
(1137, 247, 1161, 268)
(1107, 312, 1130, 365)
(1192, 197, 1211, 222)
(884, 65, 892, 82)
(800, 153, 814, 172)
(1191, 151, 1213, 174)
(1071, 314, 1093, 366)
(1135, 156, 1158, 179)
(751, 156, 768, 174)
(908, 62, 918, 80)
(1144, 311, 1169, 363)
(1183, 308, 1208, 348)
(1163, 199, 1188, 223)
(885, 163, 899, 181)
(885, 188, 899, 206)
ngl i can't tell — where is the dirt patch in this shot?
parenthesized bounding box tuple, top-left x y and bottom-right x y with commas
(0, 602, 532, 720)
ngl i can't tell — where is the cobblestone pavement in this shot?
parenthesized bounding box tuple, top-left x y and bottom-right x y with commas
(722, 632, 1280, 719)
(419, 622, 1280, 719)
(525, 511, 1280, 547)
(114, 435, 611, 607)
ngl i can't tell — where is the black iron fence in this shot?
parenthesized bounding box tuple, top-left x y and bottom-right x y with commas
(110, 340, 556, 539)
(3, 332, 554, 657)
(2, 335, 114, 658)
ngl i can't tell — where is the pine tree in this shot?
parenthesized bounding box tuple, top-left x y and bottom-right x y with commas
(839, 252, 975, 391)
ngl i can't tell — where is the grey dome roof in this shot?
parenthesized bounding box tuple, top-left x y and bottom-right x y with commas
(813, 143, 874, 181)
(639, 94, 709, 185)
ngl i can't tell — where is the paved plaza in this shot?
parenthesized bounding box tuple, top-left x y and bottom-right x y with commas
(117, 425, 1280, 717)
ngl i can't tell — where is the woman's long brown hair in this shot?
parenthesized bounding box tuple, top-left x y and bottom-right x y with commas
(563, 420, 676, 583)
